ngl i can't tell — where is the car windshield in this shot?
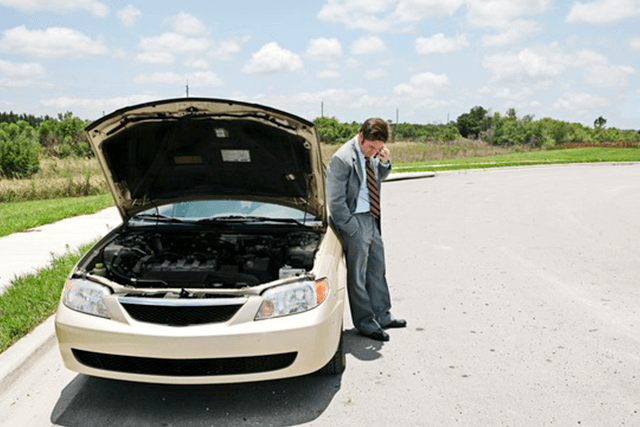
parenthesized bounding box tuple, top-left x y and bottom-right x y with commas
(134, 200, 318, 223)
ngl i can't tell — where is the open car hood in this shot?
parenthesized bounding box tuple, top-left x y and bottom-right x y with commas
(86, 98, 326, 223)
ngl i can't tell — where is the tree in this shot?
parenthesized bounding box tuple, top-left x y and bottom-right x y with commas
(456, 106, 491, 139)
(594, 116, 607, 129)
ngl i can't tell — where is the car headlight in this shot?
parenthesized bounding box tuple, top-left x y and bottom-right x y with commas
(63, 278, 111, 319)
(255, 278, 329, 320)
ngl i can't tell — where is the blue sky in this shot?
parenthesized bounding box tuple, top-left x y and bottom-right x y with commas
(0, 0, 639, 129)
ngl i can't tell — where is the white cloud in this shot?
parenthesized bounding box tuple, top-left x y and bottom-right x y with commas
(317, 0, 549, 37)
(631, 37, 640, 49)
(482, 44, 566, 84)
(351, 36, 387, 55)
(553, 92, 610, 116)
(415, 33, 469, 55)
(481, 19, 541, 46)
(0, 0, 108, 16)
(463, 0, 549, 45)
(139, 33, 209, 54)
(317, 70, 340, 79)
(0, 59, 45, 77)
(566, 0, 640, 24)
(243, 42, 303, 74)
(483, 44, 635, 90)
(0, 59, 47, 88)
(136, 33, 209, 64)
(168, 12, 207, 35)
(117, 5, 141, 27)
(573, 49, 635, 87)
(135, 51, 175, 65)
(394, 71, 449, 97)
(136, 30, 246, 66)
(306, 38, 343, 60)
(318, 0, 464, 32)
(0, 26, 109, 58)
(465, 0, 551, 28)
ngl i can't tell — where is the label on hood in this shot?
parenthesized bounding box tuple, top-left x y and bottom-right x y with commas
(221, 149, 251, 162)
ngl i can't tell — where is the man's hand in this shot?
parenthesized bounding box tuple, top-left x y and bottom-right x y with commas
(377, 145, 391, 164)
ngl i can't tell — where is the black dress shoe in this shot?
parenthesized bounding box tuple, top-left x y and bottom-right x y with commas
(383, 319, 407, 329)
(362, 329, 389, 341)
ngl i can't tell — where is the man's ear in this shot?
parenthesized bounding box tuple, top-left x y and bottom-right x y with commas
(357, 132, 364, 147)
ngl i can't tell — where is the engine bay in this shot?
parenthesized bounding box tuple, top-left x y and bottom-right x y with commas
(88, 228, 321, 289)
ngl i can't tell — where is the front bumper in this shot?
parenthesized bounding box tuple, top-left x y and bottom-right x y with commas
(55, 288, 344, 384)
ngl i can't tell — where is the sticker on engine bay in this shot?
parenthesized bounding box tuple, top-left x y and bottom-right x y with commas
(221, 149, 251, 162)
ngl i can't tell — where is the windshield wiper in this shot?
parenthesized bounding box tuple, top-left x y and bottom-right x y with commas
(197, 215, 310, 226)
(133, 213, 185, 223)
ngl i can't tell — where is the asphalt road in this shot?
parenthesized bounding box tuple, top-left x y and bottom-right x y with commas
(1, 164, 639, 426)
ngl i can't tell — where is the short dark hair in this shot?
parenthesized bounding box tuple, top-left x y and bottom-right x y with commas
(360, 117, 390, 142)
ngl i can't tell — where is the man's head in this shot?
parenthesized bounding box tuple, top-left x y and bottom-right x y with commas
(358, 117, 389, 158)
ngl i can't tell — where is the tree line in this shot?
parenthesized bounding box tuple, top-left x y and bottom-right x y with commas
(315, 106, 640, 147)
(1, 106, 639, 180)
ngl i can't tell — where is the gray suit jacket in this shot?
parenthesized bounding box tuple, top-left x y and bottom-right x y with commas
(326, 136, 391, 237)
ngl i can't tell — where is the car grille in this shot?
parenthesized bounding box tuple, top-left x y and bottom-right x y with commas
(72, 349, 297, 377)
(119, 296, 246, 326)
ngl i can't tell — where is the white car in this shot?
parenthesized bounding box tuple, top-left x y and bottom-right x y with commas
(55, 98, 347, 384)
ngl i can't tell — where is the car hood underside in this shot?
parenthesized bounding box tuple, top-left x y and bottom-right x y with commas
(85, 98, 326, 223)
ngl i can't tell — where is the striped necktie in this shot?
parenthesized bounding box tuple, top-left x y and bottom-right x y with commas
(365, 156, 380, 218)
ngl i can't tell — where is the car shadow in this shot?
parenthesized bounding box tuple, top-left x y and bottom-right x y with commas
(49, 331, 386, 426)
(51, 369, 342, 427)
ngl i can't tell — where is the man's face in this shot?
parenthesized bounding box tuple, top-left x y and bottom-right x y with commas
(358, 133, 384, 158)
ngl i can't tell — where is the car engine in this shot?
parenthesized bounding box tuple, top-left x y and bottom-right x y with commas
(92, 230, 320, 288)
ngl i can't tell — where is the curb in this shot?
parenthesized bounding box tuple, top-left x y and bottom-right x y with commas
(0, 315, 56, 394)
(384, 171, 436, 182)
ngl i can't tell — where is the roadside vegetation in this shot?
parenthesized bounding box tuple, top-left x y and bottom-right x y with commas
(0, 194, 113, 238)
(0, 243, 93, 353)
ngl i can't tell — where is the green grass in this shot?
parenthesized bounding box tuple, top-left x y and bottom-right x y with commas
(0, 243, 93, 353)
(0, 193, 114, 237)
(395, 147, 640, 172)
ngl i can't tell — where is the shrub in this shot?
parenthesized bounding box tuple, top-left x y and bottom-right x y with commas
(37, 112, 93, 158)
(0, 121, 40, 179)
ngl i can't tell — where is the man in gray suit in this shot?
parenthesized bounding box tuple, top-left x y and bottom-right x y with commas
(326, 118, 406, 342)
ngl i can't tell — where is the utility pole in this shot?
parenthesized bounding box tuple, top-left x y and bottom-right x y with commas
(321, 100, 324, 117)
(396, 108, 399, 124)
(186, 80, 189, 97)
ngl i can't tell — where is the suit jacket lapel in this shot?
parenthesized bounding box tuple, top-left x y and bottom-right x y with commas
(350, 137, 364, 184)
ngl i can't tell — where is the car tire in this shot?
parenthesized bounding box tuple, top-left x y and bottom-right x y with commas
(318, 329, 345, 375)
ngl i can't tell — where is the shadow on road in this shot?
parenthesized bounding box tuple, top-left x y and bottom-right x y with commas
(51, 371, 341, 427)
(50, 331, 384, 426)
(342, 328, 385, 362)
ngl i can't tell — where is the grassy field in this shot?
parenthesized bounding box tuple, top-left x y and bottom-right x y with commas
(396, 147, 640, 171)
(0, 193, 114, 238)
(0, 157, 108, 203)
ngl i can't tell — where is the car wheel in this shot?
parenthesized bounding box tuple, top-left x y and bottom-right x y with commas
(318, 329, 345, 375)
